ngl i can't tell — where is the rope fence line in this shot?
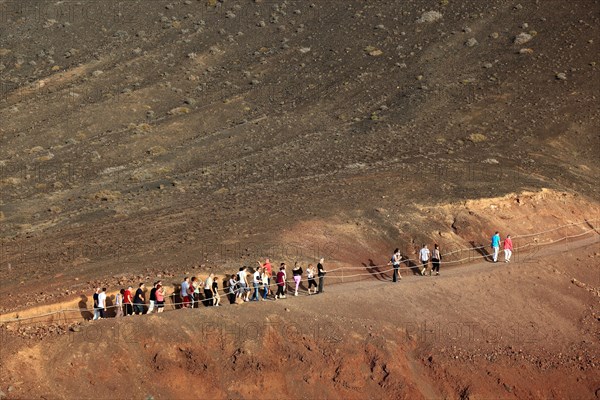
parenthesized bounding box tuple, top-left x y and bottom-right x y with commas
(0, 221, 598, 325)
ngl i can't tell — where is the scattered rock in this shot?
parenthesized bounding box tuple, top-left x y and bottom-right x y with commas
(468, 133, 487, 143)
(167, 107, 190, 115)
(465, 38, 478, 47)
(571, 278, 585, 288)
(514, 32, 533, 45)
(416, 11, 443, 23)
(483, 158, 499, 164)
(147, 146, 167, 156)
(365, 46, 383, 56)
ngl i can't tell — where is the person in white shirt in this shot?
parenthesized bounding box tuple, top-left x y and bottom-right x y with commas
(251, 268, 261, 301)
(306, 264, 317, 295)
(391, 248, 402, 282)
(419, 244, 430, 276)
(204, 274, 214, 306)
(237, 267, 250, 302)
(97, 288, 107, 319)
(261, 269, 269, 300)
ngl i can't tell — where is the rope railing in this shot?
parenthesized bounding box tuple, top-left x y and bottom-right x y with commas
(0, 220, 598, 325)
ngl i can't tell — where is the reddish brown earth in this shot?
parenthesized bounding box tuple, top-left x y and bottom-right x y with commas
(0, 234, 598, 399)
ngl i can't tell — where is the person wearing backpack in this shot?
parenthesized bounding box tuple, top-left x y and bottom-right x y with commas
(391, 248, 402, 282)
(292, 262, 303, 296)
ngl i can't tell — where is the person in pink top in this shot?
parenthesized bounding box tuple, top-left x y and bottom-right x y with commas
(503, 234, 513, 263)
(155, 284, 165, 312)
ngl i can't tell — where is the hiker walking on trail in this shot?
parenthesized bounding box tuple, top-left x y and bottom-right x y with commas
(133, 283, 146, 315)
(275, 264, 287, 299)
(420, 245, 430, 276)
(115, 289, 124, 318)
(155, 284, 165, 312)
(251, 268, 261, 301)
(228, 274, 238, 304)
(204, 274, 214, 307)
(124, 286, 134, 316)
(261, 268, 270, 300)
(431, 244, 441, 276)
(148, 282, 158, 314)
(391, 248, 402, 282)
(238, 267, 250, 302)
(180, 277, 191, 308)
(212, 276, 221, 307)
(97, 288, 107, 319)
(258, 258, 273, 296)
(190, 277, 201, 308)
(292, 262, 303, 296)
(491, 231, 501, 263)
(317, 258, 327, 294)
(92, 288, 101, 320)
(504, 234, 513, 263)
(307, 264, 318, 294)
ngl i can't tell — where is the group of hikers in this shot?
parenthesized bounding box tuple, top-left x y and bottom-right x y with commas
(91, 258, 327, 319)
(390, 232, 514, 282)
(91, 232, 515, 320)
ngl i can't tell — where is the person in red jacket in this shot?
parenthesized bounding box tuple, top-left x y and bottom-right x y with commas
(504, 234, 514, 263)
(275, 264, 286, 299)
(123, 286, 133, 316)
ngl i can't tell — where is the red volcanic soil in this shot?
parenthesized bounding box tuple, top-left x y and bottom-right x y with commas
(0, 233, 598, 399)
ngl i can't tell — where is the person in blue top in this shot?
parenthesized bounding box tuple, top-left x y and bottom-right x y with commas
(491, 231, 501, 263)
